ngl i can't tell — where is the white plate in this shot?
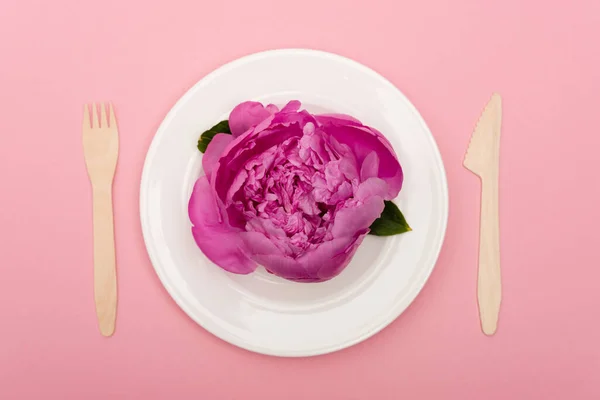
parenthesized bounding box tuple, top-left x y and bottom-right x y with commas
(140, 49, 448, 357)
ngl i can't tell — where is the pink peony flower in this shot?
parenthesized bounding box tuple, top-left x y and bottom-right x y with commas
(189, 100, 403, 282)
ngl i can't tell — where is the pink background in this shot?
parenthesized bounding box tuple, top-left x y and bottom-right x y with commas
(1, 0, 599, 398)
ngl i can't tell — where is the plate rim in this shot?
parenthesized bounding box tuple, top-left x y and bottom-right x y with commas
(140, 48, 449, 357)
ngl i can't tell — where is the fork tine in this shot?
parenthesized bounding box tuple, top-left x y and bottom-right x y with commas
(92, 103, 100, 128)
(83, 104, 90, 129)
(109, 103, 117, 128)
(100, 103, 108, 128)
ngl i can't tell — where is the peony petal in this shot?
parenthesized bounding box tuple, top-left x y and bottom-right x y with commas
(226, 169, 248, 205)
(355, 177, 388, 201)
(271, 109, 316, 127)
(239, 231, 283, 256)
(279, 100, 301, 113)
(191, 227, 257, 274)
(213, 125, 304, 201)
(324, 161, 344, 191)
(229, 101, 275, 137)
(266, 104, 280, 113)
(253, 114, 275, 134)
(202, 133, 233, 182)
(315, 113, 362, 126)
(246, 217, 287, 240)
(329, 181, 353, 204)
(189, 176, 221, 226)
(360, 151, 379, 181)
(252, 254, 312, 281)
(338, 156, 359, 181)
(189, 176, 256, 274)
(314, 233, 367, 280)
(297, 236, 356, 276)
(365, 126, 396, 155)
(323, 123, 403, 199)
(331, 196, 385, 238)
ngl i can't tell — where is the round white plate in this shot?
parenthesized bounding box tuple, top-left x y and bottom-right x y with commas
(140, 49, 448, 357)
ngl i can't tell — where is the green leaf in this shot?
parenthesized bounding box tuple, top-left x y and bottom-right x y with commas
(197, 120, 232, 153)
(368, 200, 412, 236)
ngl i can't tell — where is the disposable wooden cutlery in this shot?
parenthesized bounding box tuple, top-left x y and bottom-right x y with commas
(464, 93, 502, 336)
(82, 103, 119, 337)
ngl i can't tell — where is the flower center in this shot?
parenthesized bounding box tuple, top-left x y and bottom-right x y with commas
(233, 131, 359, 257)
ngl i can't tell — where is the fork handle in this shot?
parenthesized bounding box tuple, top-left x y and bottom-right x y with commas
(92, 186, 117, 336)
(477, 176, 501, 335)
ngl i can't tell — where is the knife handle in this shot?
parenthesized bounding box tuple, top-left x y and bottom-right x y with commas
(477, 176, 501, 335)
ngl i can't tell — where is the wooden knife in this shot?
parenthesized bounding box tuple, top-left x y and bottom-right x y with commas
(464, 93, 502, 335)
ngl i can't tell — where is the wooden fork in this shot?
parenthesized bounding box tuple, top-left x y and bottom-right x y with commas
(83, 103, 119, 337)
